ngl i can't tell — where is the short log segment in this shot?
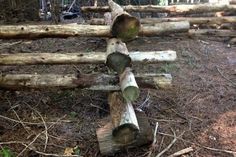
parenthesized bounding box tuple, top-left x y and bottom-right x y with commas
(0, 23, 189, 39)
(0, 73, 172, 90)
(108, 0, 140, 41)
(106, 38, 131, 74)
(97, 111, 153, 155)
(119, 68, 139, 102)
(0, 51, 176, 65)
(108, 92, 139, 144)
(88, 16, 236, 25)
(81, 4, 236, 14)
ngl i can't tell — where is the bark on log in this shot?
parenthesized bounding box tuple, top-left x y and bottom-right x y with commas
(108, 92, 139, 144)
(96, 111, 153, 155)
(188, 29, 236, 37)
(0, 73, 172, 90)
(119, 68, 139, 102)
(140, 21, 190, 36)
(106, 38, 131, 74)
(88, 16, 236, 25)
(81, 4, 236, 14)
(0, 51, 177, 65)
(0, 23, 189, 39)
(108, 0, 140, 41)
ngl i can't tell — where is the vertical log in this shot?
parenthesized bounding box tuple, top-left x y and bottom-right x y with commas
(108, 0, 140, 41)
(108, 92, 139, 144)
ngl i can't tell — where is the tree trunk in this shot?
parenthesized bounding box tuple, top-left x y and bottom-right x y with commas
(0, 73, 172, 90)
(0, 23, 189, 39)
(108, 0, 140, 41)
(0, 51, 176, 65)
(108, 92, 139, 144)
(81, 4, 236, 14)
(88, 16, 236, 25)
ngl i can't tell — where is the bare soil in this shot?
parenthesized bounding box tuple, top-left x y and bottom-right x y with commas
(0, 34, 235, 157)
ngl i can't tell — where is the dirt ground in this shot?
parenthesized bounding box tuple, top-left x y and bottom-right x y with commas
(0, 33, 235, 157)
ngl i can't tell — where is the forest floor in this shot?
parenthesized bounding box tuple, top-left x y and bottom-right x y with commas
(0, 32, 235, 157)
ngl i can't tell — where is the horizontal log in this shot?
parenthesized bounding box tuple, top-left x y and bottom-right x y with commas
(88, 16, 236, 25)
(188, 29, 236, 37)
(0, 22, 189, 39)
(0, 51, 177, 65)
(0, 73, 172, 90)
(81, 4, 236, 14)
(140, 21, 190, 36)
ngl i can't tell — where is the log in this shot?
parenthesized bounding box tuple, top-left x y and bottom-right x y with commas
(106, 38, 131, 74)
(108, 92, 139, 144)
(96, 111, 153, 155)
(0, 73, 172, 90)
(0, 51, 176, 65)
(188, 29, 236, 37)
(0, 23, 189, 39)
(119, 68, 139, 102)
(140, 21, 190, 36)
(108, 0, 140, 41)
(81, 4, 236, 14)
(88, 16, 236, 25)
(0, 25, 111, 39)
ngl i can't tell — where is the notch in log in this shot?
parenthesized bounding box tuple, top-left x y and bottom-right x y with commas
(108, 0, 140, 41)
(108, 92, 139, 145)
(106, 38, 131, 74)
(120, 67, 139, 102)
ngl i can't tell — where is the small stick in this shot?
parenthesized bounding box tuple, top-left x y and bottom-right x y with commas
(216, 66, 236, 87)
(156, 129, 177, 157)
(168, 147, 194, 157)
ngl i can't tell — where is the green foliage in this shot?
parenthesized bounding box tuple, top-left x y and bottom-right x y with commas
(0, 147, 15, 157)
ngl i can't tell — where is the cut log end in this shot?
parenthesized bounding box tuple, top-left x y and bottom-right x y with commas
(112, 14, 140, 41)
(112, 123, 139, 144)
(122, 86, 140, 102)
(106, 52, 131, 74)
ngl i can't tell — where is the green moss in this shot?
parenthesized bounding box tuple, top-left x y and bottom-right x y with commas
(117, 26, 139, 41)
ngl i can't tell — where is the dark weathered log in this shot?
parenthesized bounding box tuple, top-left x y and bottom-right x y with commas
(0, 23, 189, 39)
(96, 111, 153, 155)
(88, 16, 236, 25)
(108, 92, 139, 144)
(0, 51, 176, 65)
(106, 38, 131, 74)
(108, 0, 140, 41)
(119, 68, 139, 102)
(0, 73, 172, 90)
(188, 29, 236, 37)
(140, 21, 190, 36)
(81, 4, 236, 14)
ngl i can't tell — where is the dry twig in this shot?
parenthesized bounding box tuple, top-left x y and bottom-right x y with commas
(216, 66, 236, 87)
(168, 147, 194, 157)
(155, 129, 178, 157)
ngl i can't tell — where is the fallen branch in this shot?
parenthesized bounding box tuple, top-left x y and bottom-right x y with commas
(168, 147, 194, 157)
(216, 66, 236, 87)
